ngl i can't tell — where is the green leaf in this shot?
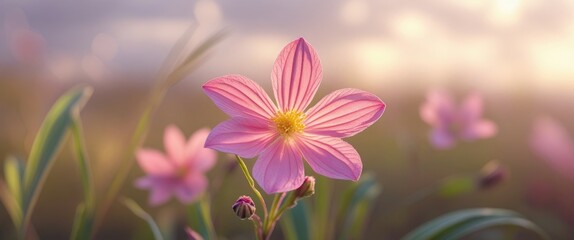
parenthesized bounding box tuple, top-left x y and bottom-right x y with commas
(69, 117, 96, 240)
(20, 86, 93, 237)
(2, 155, 25, 228)
(402, 208, 549, 240)
(70, 203, 88, 240)
(280, 200, 311, 240)
(165, 29, 227, 88)
(437, 176, 474, 198)
(4, 155, 24, 209)
(186, 196, 216, 240)
(123, 198, 164, 240)
(0, 179, 22, 228)
(336, 174, 381, 240)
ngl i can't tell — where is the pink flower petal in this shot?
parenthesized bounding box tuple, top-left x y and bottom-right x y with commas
(430, 128, 455, 149)
(205, 118, 277, 158)
(149, 183, 174, 206)
(136, 149, 175, 176)
(252, 139, 305, 193)
(137, 176, 177, 206)
(420, 90, 456, 128)
(459, 92, 483, 125)
(175, 173, 207, 203)
(530, 116, 574, 180)
(203, 75, 277, 121)
(134, 176, 154, 189)
(298, 134, 362, 181)
(185, 128, 216, 172)
(186, 227, 205, 240)
(304, 88, 385, 138)
(164, 125, 187, 165)
(460, 120, 497, 140)
(272, 38, 322, 112)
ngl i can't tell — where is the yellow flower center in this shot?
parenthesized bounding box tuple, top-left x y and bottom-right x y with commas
(272, 110, 305, 136)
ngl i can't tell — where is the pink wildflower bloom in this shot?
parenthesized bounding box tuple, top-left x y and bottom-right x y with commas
(530, 116, 574, 180)
(420, 90, 497, 149)
(203, 38, 386, 193)
(135, 125, 216, 206)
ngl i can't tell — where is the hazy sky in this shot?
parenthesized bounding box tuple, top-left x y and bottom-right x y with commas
(2, 0, 574, 93)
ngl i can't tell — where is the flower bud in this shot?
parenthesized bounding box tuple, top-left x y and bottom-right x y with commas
(232, 195, 256, 220)
(295, 176, 316, 199)
(478, 160, 507, 189)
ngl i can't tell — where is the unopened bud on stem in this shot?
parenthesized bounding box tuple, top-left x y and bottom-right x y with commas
(232, 195, 256, 220)
(478, 160, 507, 189)
(295, 176, 316, 199)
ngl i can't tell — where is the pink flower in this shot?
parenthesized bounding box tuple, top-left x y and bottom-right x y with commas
(203, 38, 386, 193)
(135, 125, 216, 206)
(530, 116, 574, 180)
(420, 90, 497, 149)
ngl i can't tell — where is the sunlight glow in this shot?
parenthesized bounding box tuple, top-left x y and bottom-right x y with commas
(349, 39, 402, 86)
(340, 0, 369, 26)
(488, 0, 524, 26)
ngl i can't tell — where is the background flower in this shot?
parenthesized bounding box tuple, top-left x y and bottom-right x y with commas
(530, 116, 574, 180)
(420, 90, 497, 149)
(135, 125, 215, 206)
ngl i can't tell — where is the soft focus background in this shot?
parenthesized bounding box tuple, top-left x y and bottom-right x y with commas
(1, 0, 574, 239)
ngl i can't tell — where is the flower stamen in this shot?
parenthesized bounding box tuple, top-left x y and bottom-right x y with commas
(272, 110, 305, 136)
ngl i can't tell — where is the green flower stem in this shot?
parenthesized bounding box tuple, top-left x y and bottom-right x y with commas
(274, 192, 297, 221)
(251, 214, 264, 240)
(234, 156, 268, 219)
(123, 198, 164, 240)
(263, 193, 286, 239)
(70, 117, 96, 239)
(268, 193, 285, 223)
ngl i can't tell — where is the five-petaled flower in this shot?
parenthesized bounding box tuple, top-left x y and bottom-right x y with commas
(135, 125, 216, 206)
(420, 90, 497, 149)
(203, 37, 386, 193)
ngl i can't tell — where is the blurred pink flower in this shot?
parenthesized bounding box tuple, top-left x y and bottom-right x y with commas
(420, 90, 497, 149)
(185, 227, 204, 240)
(203, 38, 386, 193)
(135, 125, 216, 206)
(530, 116, 574, 180)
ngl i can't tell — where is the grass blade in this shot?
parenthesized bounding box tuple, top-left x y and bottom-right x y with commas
(95, 28, 225, 234)
(69, 117, 96, 240)
(336, 174, 381, 240)
(402, 208, 549, 240)
(123, 198, 164, 240)
(0, 178, 22, 228)
(440, 216, 548, 240)
(186, 196, 216, 240)
(20, 86, 93, 238)
(164, 29, 227, 88)
(4, 156, 24, 210)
